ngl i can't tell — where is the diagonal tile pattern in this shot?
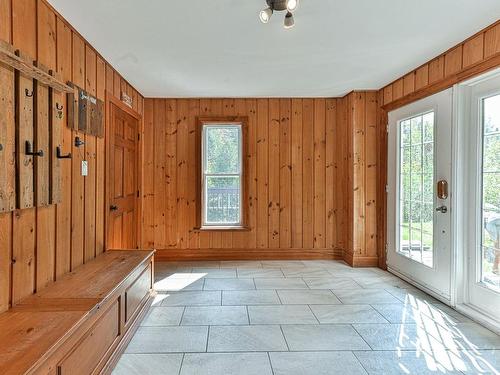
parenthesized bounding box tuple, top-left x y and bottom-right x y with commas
(114, 260, 500, 375)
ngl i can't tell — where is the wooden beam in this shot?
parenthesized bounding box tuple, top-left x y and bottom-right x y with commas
(0, 40, 73, 93)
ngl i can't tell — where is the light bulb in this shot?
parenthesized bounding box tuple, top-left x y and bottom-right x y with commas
(284, 12, 295, 29)
(286, 0, 299, 12)
(259, 7, 273, 23)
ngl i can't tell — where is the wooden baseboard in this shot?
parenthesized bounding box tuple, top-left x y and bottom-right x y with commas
(154, 248, 344, 261)
(101, 292, 155, 375)
(344, 252, 379, 267)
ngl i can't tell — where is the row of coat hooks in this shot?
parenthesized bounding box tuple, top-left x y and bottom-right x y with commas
(0, 39, 103, 213)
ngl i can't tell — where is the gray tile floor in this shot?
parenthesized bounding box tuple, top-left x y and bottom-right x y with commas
(114, 260, 500, 375)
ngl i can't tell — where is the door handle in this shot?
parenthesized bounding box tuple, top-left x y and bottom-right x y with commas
(437, 180, 448, 199)
(436, 205, 448, 213)
(110, 204, 118, 211)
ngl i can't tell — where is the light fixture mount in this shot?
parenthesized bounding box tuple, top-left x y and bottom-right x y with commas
(265, 0, 288, 11)
(260, 0, 298, 28)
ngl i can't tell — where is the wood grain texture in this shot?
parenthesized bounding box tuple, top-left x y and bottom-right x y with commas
(463, 34, 484, 68)
(343, 92, 379, 266)
(484, 23, 500, 58)
(12, 0, 37, 304)
(382, 20, 500, 108)
(142, 98, 347, 259)
(55, 17, 72, 278)
(0, 250, 154, 375)
(0, 1, 12, 312)
(0, 0, 143, 313)
(0, 49, 15, 213)
(84, 46, 97, 262)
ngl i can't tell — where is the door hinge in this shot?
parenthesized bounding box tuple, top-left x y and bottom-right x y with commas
(386, 124, 389, 133)
(385, 184, 389, 193)
(137, 190, 140, 198)
(138, 133, 140, 141)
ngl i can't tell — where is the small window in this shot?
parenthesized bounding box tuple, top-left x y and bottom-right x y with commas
(196, 117, 248, 230)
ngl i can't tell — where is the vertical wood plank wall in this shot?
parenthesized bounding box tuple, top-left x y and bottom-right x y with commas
(0, 0, 143, 313)
(142, 98, 348, 260)
(344, 92, 379, 267)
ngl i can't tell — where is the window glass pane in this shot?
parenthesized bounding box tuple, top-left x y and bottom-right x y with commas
(400, 200, 411, 258)
(398, 113, 434, 267)
(481, 94, 500, 291)
(423, 112, 434, 142)
(423, 174, 433, 204)
(205, 126, 240, 174)
(401, 120, 411, 145)
(410, 116, 422, 144)
(410, 225, 422, 263)
(423, 143, 434, 174)
(205, 176, 240, 224)
(401, 174, 411, 202)
(411, 145, 422, 174)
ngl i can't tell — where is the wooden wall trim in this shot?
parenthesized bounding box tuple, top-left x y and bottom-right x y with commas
(154, 248, 343, 261)
(383, 53, 500, 111)
(382, 20, 500, 110)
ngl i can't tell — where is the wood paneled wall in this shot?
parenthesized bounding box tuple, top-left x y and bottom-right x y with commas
(344, 92, 379, 267)
(0, 0, 143, 313)
(381, 20, 500, 110)
(142, 98, 348, 260)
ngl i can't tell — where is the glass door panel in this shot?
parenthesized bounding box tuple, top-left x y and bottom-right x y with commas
(480, 94, 500, 291)
(398, 112, 434, 268)
(387, 88, 453, 302)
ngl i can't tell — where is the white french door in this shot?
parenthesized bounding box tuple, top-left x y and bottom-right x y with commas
(458, 71, 500, 322)
(387, 88, 453, 302)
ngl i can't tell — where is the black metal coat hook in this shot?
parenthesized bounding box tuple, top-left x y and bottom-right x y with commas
(25, 141, 43, 157)
(74, 136, 85, 147)
(55, 103, 64, 119)
(56, 146, 71, 159)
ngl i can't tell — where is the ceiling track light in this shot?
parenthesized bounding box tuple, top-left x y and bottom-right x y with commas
(284, 12, 294, 29)
(259, 0, 299, 29)
(259, 7, 273, 23)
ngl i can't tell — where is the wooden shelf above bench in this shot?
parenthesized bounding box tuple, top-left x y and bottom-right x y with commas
(0, 250, 155, 375)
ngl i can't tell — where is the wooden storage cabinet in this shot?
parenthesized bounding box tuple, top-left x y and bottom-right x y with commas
(0, 250, 155, 375)
(58, 300, 120, 375)
(125, 264, 152, 323)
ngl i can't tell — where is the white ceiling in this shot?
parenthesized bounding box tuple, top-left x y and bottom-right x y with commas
(47, 0, 500, 98)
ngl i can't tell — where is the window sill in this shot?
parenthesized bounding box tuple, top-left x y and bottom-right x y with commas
(193, 226, 251, 232)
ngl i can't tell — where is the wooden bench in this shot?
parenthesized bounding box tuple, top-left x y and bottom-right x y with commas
(0, 250, 155, 375)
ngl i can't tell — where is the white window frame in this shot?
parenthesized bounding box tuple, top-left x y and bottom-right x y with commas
(453, 68, 500, 333)
(396, 110, 436, 268)
(387, 88, 454, 303)
(201, 123, 243, 228)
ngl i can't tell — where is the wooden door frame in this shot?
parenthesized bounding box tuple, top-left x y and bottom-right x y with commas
(105, 91, 142, 250)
